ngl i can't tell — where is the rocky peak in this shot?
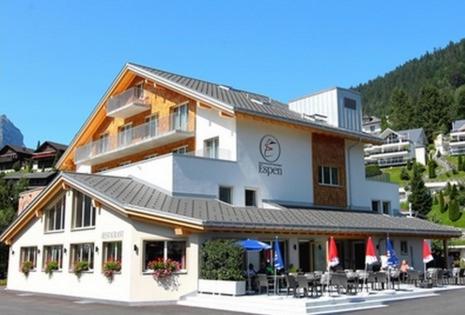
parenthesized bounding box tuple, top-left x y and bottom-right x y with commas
(0, 114, 25, 147)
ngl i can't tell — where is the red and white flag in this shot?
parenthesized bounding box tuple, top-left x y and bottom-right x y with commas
(423, 240, 434, 264)
(328, 236, 339, 267)
(365, 236, 378, 265)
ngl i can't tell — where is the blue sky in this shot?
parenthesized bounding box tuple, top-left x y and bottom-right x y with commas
(1, 0, 465, 148)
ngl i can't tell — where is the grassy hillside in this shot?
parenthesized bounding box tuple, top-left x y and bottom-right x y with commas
(428, 203, 465, 228)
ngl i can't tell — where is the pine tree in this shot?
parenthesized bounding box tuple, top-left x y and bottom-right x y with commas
(389, 88, 416, 130)
(459, 156, 463, 172)
(417, 85, 450, 142)
(408, 163, 433, 216)
(406, 159, 412, 171)
(448, 198, 462, 222)
(400, 167, 410, 180)
(428, 160, 437, 179)
(455, 85, 465, 119)
(439, 191, 446, 213)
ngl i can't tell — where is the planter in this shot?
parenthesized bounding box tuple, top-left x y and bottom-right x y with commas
(198, 279, 246, 296)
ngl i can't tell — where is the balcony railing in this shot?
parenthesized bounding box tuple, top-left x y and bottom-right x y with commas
(106, 87, 150, 118)
(74, 114, 192, 164)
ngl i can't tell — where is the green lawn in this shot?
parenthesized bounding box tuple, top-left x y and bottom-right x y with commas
(447, 155, 459, 168)
(381, 166, 409, 186)
(0, 279, 6, 286)
(427, 203, 465, 228)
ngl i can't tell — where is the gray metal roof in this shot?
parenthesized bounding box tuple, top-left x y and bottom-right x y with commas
(452, 119, 465, 132)
(128, 63, 380, 143)
(4, 171, 57, 180)
(62, 172, 460, 237)
(397, 128, 426, 147)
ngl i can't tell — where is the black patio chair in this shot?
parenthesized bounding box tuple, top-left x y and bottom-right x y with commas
(331, 272, 357, 295)
(295, 275, 310, 298)
(407, 270, 420, 287)
(285, 274, 298, 296)
(390, 270, 401, 290)
(375, 272, 388, 290)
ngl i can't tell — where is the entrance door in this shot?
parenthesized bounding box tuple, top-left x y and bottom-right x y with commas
(299, 241, 314, 272)
(353, 241, 366, 270)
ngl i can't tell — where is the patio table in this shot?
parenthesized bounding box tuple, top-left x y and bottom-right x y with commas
(267, 275, 286, 294)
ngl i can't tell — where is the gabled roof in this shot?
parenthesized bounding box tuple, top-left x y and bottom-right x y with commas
(0, 144, 34, 156)
(1, 172, 460, 244)
(57, 63, 382, 169)
(36, 141, 68, 153)
(397, 128, 426, 146)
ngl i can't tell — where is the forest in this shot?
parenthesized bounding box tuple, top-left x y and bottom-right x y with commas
(354, 39, 465, 141)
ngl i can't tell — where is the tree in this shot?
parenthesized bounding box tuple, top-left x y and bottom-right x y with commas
(448, 198, 462, 222)
(455, 85, 465, 119)
(389, 88, 415, 130)
(406, 159, 413, 171)
(459, 156, 463, 172)
(428, 160, 437, 179)
(400, 167, 410, 180)
(439, 191, 446, 213)
(365, 164, 382, 177)
(408, 163, 433, 216)
(380, 115, 389, 131)
(417, 85, 450, 142)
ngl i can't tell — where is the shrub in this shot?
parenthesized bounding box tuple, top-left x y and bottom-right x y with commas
(415, 162, 426, 174)
(459, 156, 464, 171)
(400, 167, 410, 180)
(439, 191, 446, 213)
(44, 260, 59, 275)
(437, 150, 441, 158)
(406, 160, 412, 171)
(147, 258, 180, 280)
(73, 261, 89, 277)
(21, 261, 34, 276)
(103, 260, 122, 281)
(365, 164, 382, 177)
(200, 239, 245, 281)
(452, 168, 459, 175)
(449, 198, 462, 222)
(428, 160, 437, 179)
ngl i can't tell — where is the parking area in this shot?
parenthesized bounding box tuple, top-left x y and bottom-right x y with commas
(0, 287, 250, 315)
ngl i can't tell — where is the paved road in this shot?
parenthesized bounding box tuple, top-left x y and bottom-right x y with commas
(0, 287, 249, 315)
(345, 288, 465, 315)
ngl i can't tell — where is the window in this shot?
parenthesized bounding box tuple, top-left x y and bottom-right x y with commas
(144, 241, 187, 271)
(382, 201, 391, 215)
(171, 104, 188, 130)
(318, 166, 339, 186)
(344, 97, 356, 110)
(72, 191, 96, 229)
(145, 114, 159, 137)
(134, 83, 144, 99)
(371, 200, 380, 213)
(400, 241, 408, 255)
(70, 243, 94, 271)
(103, 241, 122, 266)
(97, 133, 109, 154)
(45, 195, 66, 232)
(245, 189, 256, 207)
(173, 146, 188, 155)
(204, 137, 219, 159)
(20, 247, 38, 270)
(370, 125, 375, 132)
(43, 245, 63, 270)
(219, 186, 232, 204)
(118, 124, 133, 146)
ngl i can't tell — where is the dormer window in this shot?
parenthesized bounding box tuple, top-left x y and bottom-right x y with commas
(344, 97, 356, 110)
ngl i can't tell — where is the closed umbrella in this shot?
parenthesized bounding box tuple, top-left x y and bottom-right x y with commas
(386, 238, 399, 290)
(363, 237, 378, 292)
(422, 240, 434, 281)
(327, 237, 339, 296)
(273, 237, 284, 294)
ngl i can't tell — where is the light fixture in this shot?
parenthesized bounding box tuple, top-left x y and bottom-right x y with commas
(293, 244, 297, 250)
(95, 246, 99, 253)
(63, 248, 67, 254)
(37, 249, 41, 254)
(11, 250, 14, 255)
(134, 244, 139, 253)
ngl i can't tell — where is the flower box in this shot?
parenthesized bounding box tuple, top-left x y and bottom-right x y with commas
(198, 279, 246, 296)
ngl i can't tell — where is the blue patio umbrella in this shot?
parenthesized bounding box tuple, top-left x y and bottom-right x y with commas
(236, 239, 271, 294)
(273, 238, 284, 270)
(386, 238, 399, 267)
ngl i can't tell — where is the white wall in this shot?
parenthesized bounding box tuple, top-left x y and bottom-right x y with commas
(7, 189, 198, 302)
(346, 140, 400, 213)
(172, 119, 313, 206)
(336, 89, 362, 131)
(415, 147, 426, 165)
(195, 106, 237, 160)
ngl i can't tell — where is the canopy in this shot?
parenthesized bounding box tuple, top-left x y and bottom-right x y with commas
(236, 239, 271, 252)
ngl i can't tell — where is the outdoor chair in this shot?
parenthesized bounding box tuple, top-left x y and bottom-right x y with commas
(257, 274, 274, 295)
(295, 275, 310, 298)
(389, 270, 401, 290)
(305, 272, 322, 297)
(320, 272, 331, 294)
(285, 274, 298, 296)
(331, 272, 357, 295)
(427, 268, 439, 287)
(407, 270, 420, 287)
(458, 269, 465, 285)
(374, 272, 388, 290)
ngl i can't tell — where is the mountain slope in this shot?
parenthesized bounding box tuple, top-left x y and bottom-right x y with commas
(354, 39, 465, 116)
(0, 115, 24, 147)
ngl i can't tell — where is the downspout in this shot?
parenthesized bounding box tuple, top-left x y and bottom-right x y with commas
(346, 137, 362, 210)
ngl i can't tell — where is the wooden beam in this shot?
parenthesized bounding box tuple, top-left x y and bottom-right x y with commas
(198, 102, 212, 110)
(174, 227, 191, 236)
(219, 111, 234, 118)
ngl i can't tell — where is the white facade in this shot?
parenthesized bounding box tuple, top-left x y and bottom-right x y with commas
(289, 88, 362, 132)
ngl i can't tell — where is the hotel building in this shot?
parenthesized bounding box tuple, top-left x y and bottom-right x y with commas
(0, 63, 458, 303)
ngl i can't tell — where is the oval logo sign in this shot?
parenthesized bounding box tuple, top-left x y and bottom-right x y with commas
(259, 135, 281, 163)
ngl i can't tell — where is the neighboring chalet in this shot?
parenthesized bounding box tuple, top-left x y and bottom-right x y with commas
(0, 145, 34, 173)
(362, 115, 382, 134)
(364, 128, 427, 167)
(449, 119, 465, 156)
(0, 63, 458, 303)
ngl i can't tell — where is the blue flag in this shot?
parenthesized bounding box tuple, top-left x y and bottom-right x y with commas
(386, 238, 399, 267)
(273, 238, 284, 270)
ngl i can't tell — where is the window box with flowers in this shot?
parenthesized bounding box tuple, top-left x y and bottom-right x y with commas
(147, 258, 181, 280)
(44, 260, 60, 276)
(103, 260, 121, 281)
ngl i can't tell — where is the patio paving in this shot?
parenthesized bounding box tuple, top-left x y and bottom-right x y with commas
(178, 284, 465, 315)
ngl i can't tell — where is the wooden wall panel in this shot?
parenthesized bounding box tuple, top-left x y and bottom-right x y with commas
(312, 133, 347, 208)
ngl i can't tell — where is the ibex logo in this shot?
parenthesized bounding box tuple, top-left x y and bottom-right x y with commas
(259, 135, 281, 163)
(259, 135, 283, 176)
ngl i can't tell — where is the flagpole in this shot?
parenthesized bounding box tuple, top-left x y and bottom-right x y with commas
(326, 238, 330, 297)
(274, 236, 277, 295)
